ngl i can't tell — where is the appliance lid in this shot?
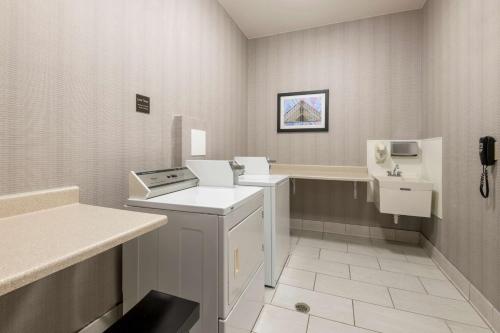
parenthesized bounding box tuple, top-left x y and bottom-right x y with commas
(127, 185, 263, 215)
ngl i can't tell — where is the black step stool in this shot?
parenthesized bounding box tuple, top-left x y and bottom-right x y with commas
(105, 290, 200, 333)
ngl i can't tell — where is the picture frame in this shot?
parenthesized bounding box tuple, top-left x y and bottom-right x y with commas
(277, 89, 329, 133)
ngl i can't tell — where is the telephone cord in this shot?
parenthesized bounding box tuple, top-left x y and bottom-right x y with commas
(480, 165, 489, 198)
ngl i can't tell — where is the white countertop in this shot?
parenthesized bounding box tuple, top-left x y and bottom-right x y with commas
(127, 185, 263, 215)
(238, 174, 289, 187)
(0, 187, 167, 297)
(270, 164, 371, 182)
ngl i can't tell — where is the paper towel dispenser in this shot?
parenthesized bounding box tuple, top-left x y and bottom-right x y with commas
(391, 141, 418, 157)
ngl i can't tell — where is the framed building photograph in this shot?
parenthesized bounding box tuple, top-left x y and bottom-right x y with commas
(277, 89, 329, 133)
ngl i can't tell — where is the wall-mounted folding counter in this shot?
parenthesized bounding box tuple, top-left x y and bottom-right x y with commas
(270, 164, 372, 199)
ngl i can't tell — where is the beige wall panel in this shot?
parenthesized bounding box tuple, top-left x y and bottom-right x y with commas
(0, 0, 248, 331)
(248, 10, 422, 165)
(248, 11, 423, 232)
(421, 0, 500, 310)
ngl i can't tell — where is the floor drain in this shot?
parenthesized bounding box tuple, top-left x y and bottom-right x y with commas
(295, 302, 310, 314)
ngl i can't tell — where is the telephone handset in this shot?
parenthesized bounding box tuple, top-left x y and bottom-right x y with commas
(479, 136, 496, 198)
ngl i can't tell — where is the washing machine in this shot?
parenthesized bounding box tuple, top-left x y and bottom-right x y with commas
(123, 161, 265, 333)
(235, 157, 290, 287)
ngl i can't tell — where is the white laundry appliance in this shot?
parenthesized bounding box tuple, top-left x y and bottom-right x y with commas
(234, 157, 290, 287)
(124, 161, 265, 333)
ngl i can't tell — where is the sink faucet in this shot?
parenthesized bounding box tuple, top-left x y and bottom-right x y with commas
(387, 164, 402, 177)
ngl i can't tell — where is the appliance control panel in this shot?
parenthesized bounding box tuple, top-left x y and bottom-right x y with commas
(136, 167, 198, 189)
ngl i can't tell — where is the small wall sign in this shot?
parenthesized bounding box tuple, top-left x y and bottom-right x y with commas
(136, 94, 150, 114)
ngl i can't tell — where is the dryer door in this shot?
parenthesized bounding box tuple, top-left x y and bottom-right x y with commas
(228, 208, 264, 306)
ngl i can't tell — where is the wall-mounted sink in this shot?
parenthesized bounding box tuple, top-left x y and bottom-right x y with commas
(374, 175, 433, 219)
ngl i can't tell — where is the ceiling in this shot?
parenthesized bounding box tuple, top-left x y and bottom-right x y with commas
(218, 0, 427, 39)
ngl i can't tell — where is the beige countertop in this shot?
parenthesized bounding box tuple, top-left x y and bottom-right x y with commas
(270, 163, 371, 182)
(0, 187, 167, 297)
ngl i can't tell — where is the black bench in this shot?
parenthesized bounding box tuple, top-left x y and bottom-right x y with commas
(105, 290, 200, 333)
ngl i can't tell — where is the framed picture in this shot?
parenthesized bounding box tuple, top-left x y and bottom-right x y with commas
(277, 89, 329, 133)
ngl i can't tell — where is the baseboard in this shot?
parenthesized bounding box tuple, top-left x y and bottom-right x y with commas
(291, 219, 420, 244)
(420, 235, 499, 333)
(79, 304, 122, 333)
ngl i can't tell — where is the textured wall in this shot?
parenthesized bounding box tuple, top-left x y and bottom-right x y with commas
(247, 10, 423, 230)
(421, 0, 500, 310)
(0, 0, 247, 205)
(0, 0, 247, 331)
(0, 249, 121, 333)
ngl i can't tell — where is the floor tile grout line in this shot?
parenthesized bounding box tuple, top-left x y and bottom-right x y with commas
(269, 284, 278, 304)
(387, 287, 396, 309)
(388, 286, 478, 306)
(251, 302, 266, 332)
(351, 299, 356, 327)
(291, 253, 445, 282)
(288, 263, 444, 296)
(320, 270, 443, 297)
(279, 233, 490, 331)
(291, 253, 388, 272)
(324, 246, 380, 257)
(452, 287, 495, 330)
(280, 272, 481, 329)
(288, 257, 490, 327)
(296, 229, 421, 247)
(300, 236, 486, 296)
(296, 243, 347, 254)
(354, 299, 491, 330)
(305, 314, 310, 333)
(273, 295, 492, 333)
(445, 319, 494, 332)
(295, 244, 449, 281)
(375, 255, 382, 270)
(308, 314, 384, 333)
(279, 281, 314, 292)
(256, 303, 308, 331)
(404, 247, 493, 327)
(278, 281, 401, 311)
(416, 276, 430, 295)
(300, 235, 430, 264)
(443, 320, 457, 333)
(288, 258, 349, 272)
(374, 264, 447, 281)
(299, 241, 348, 252)
(424, 251, 474, 302)
(266, 301, 354, 328)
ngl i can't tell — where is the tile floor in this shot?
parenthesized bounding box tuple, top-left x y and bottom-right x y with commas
(253, 230, 492, 333)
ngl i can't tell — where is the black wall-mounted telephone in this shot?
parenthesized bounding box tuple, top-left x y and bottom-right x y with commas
(479, 136, 496, 198)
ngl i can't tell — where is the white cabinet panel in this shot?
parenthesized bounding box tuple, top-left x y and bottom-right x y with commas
(274, 180, 290, 283)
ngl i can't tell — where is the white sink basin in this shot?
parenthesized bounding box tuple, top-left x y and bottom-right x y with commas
(374, 175, 433, 218)
(375, 176, 433, 191)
